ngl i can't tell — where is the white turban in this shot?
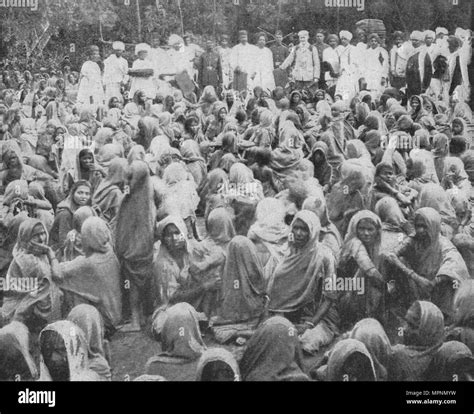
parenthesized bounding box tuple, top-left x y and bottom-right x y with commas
(298, 30, 309, 38)
(339, 30, 353, 41)
(168, 34, 184, 46)
(424, 30, 435, 39)
(435, 27, 448, 35)
(112, 41, 125, 51)
(410, 31, 424, 41)
(135, 43, 150, 55)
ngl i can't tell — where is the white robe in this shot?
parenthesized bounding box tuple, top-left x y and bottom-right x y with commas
(335, 45, 360, 101)
(103, 54, 129, 103)
(129, 58, 156, 99)
(323, 47, 340, 88)
(362, 46, 389, 96)
(253, 47, 275, 93)
(77, 61, 105, 107)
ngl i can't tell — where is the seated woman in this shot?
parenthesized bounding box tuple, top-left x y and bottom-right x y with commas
(28, 182, 54, 232)
(247, 198, 289, 284)
(225, 163, 264, 236)
(425, 341, 474, 381)
(67, 304, 112, 381)
(0, 321, 38, 381)
(61, 206, 97, 262)
(349, 318, 393, 381)
(268, 211, 339, 354)
(369, 162, 417, 215)
(326, 162, 369, 238)
(151, 215, 220, 336)
(59, 217, 122, 335)
(337, 211, 385, 330)
(308, 141, 331, 191)
(145, 302, 206, 382)
(249, 148, 279, 198)
(388, 301, 444, 381)
(239, 316, 310, 381)
(39, 320, 101, 381)
(446, 280, 474, 353)
(91, 157, 127, 240)
(212, 236, 266, 344)
(302, 195, 342, 262)
(63, 148, 105, 196)
(322, 338, 377, 381)
(50, 180, 92, 252)
(441, 157, 471, 199)
(417, 183, 459, 240)
(203, 168, 231, 223)
(1, 219, 62, 332)
(195, 348, 240, 382)
(383, 208, 468, 323)
(375, 197, 412, 254)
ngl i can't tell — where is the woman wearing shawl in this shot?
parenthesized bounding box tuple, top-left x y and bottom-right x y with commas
(225, 163, 263, 236)
(349, 318, 393, 381)
(136, 116, 160, 151)
(0, 321, 38, 381)
(115, 160, 155, 332)
(216, 236, 266, 328)
(417, 183, 459, 239)
(203, 168, 231, 222)
(268, 211, 339, 353)
(425, 341, 474, 381)
(18, 117, 38, 157)
(326, 161, 368, 238)
(450, 117, 469, 157)
(270, 123, 304, 193)
(160, 162, 200, 239)
(151, 215, 221, 333)
(308, 141, 332, 189)
(208, 132, 239, 173)
(317, 338, 377, 381)
(445, 281, 474, 353)
(146, 302, 206, 382)
(250, 108, 275, 149)
(337, 211, 385, 328)
(0, 148, 54, 191)
(432, 133, 450, 183)
(388, 301, 444, 381)
(384, 207, 469, 322)
(59, 217, 122, 334)
(1, 219, 62, 329)
(156, 112, 176, 144)
(50, 180, 92, 252)
(180, 139, 207, 197)
(369, 162, 417, 214)
(409, 95, 429, 123)
(239, 316, 310, 381)
(205, 102, 228, 141)
(375, 197, 411, 255)
(92, 157, 127, 239)
(39, 320, 101, 381)
(67, 304, 112, 381)
(247, 198, 289, 284)
(302, 195, 342, 261)
(61, 206, 96, 262)
(195, 348, 240, 381)
(441, 157, 471, 198)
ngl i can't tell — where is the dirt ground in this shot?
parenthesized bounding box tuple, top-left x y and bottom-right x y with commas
(108, 218, 403, 381)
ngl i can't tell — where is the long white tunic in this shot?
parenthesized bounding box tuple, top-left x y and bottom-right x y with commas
(129, 58, 156, 99)
(77, 61, 105, 107)
(335, 45, 360, 101)
(362, 46, 389, 95)
(103, 54, 129, 102)
(253, 47, 275, 93)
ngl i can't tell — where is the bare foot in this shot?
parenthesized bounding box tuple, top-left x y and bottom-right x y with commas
(119, 323, 141, 333)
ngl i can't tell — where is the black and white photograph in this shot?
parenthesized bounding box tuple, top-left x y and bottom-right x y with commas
(0, 0, 473, 406)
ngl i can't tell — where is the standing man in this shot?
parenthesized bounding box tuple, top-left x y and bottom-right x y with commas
(103, 41, 129, 104)
(254, 32, 275, 93)
(280, 30, 320, 92)
(230, 30, 258, 93)
(314, 28, 329, 89)
(217, 35, 233, 90)
(184, 32, 204, 82)
(129, 43, 155, 100)
(424, 30, 437, 63)
(77, 45, 105, 108)
(435, 27, 450, 56)
(362, 33, 389, 100)
(270, 30, 289, 69)
(405, 31, 432, 99)
(390, 31, 410, 90)
(197, 40, 221, 91)
(335, 31, 360, 101)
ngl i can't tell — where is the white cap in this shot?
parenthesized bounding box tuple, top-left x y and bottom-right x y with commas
(135, 43, 150, 55)
(112, 41, 125, 51)
(168, 34, 184, 46)
(410, 31, 424, 41)
(298, 30, 309, 38)
(424, 30, 435, 39)
(435, 27, 448, 35)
